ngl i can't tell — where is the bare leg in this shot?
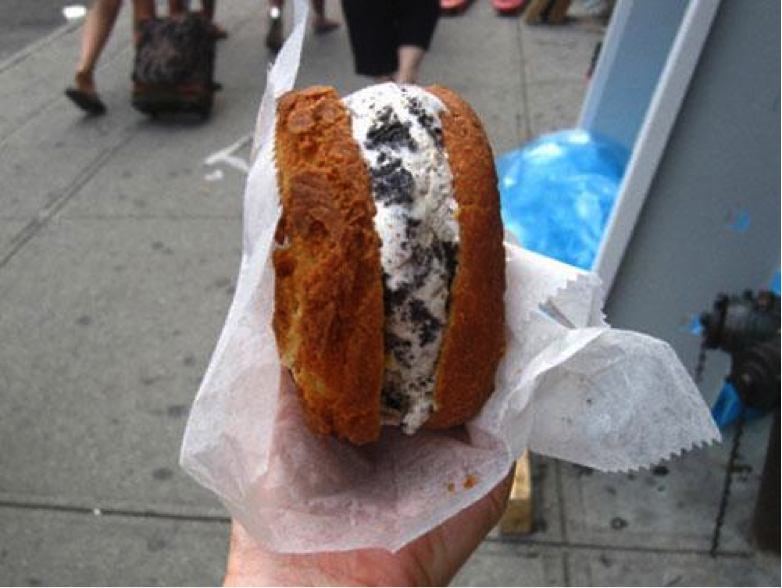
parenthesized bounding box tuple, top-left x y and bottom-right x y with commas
(132, 0, 156, 27)
(311, 0, 339, 33)
(73, 0, 123, 96)
(168, 0, 186, 18)
(396, 45, 425, 84)
(374, 74, 394, 83)
(200, 0, 228, 38)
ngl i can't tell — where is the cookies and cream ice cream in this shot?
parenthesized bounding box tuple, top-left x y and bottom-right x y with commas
(344, 84, 459, 434)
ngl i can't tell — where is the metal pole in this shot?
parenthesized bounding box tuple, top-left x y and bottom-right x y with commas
(752, 407, 780, 552)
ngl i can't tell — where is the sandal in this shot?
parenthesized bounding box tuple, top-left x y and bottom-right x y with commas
(209, 22, 228, 40)
(65, 88, 106, 115)
(493, 0, 526, 16)
(313, 20, 340, 35)
(441, 0, 472, 15)
(522, 0, 573, 23)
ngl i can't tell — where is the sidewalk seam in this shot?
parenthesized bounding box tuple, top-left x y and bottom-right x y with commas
(0, 44, 133, 148)
(516, 19, 532, 141)
(0, 499, 755, 558)
(0, 128, 137, 269)
(0, 20, 81, 74)
(483, 534, 753, 559)
(0, 499, 230, 525)
(553, 461, 572, 586)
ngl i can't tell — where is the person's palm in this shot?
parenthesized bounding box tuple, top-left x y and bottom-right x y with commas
(224, 471, 513, 586)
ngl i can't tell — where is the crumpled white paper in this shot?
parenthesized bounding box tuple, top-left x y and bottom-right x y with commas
(180, 0, 720, 553)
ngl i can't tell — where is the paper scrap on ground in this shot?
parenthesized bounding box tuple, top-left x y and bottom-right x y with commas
(63, 5, 87, 20)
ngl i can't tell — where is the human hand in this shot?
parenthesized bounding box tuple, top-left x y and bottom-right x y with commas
(224, 470, 514, 586)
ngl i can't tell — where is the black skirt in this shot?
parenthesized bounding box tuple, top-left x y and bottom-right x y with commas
(341, 0, 440, 77)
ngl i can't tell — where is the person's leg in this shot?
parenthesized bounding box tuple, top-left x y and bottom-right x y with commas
(191, 0, 228, 38)
(168, 0, 186, 18)
(201, 0, 215, 20)
(396, 46, 425, 84)
(73, 0, 123, 96)
(342, 0, 397, 79)
(132, 0, 156, 29)
(311, 0, 339, 34)
(396, 0, 439, 84)
(266, 0, 284, 53)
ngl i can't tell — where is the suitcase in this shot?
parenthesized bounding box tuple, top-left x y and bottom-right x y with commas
(132, 13, 216, 119)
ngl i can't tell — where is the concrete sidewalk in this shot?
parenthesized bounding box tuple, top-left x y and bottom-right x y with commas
(0, 0, 778, 585)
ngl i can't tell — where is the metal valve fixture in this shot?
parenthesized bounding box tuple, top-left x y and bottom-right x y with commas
(697, 289, 779, 555)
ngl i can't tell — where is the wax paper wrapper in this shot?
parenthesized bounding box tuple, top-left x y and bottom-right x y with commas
(180, 0, 720, 553)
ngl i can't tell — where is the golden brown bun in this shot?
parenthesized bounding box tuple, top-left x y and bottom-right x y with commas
(424, 85, 506, 430)
(273, 84, 505, 442)
(273, 86, 384, 445)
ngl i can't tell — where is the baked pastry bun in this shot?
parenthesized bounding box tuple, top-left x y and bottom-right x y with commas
(273, 83, 505, 445)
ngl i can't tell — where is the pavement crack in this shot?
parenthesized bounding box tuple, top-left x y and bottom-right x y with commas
(0, 126, 138, 270)
(483, 534, 754, 559)
(553, 459, 569, 543)
(0, 21, 80, 74)
(516, 17, 533, 142)
(0, 499, 230, 525)
(0, 44, 133, 147)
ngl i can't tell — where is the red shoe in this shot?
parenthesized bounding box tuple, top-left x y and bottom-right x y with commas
(441, 0, 472, 16)
(493, 0, 526, 16)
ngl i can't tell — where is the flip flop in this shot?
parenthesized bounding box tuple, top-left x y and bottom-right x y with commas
(493, 0, 526, 16)
(65, 87, 107, 115)
(313, 21, 340, 35)
(210, 23, 228, 40)
(441, 0, 472, 15)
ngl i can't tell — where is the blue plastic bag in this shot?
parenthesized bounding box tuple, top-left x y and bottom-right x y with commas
(711, 381, 764, 428)
(497, 129, 629, 270)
